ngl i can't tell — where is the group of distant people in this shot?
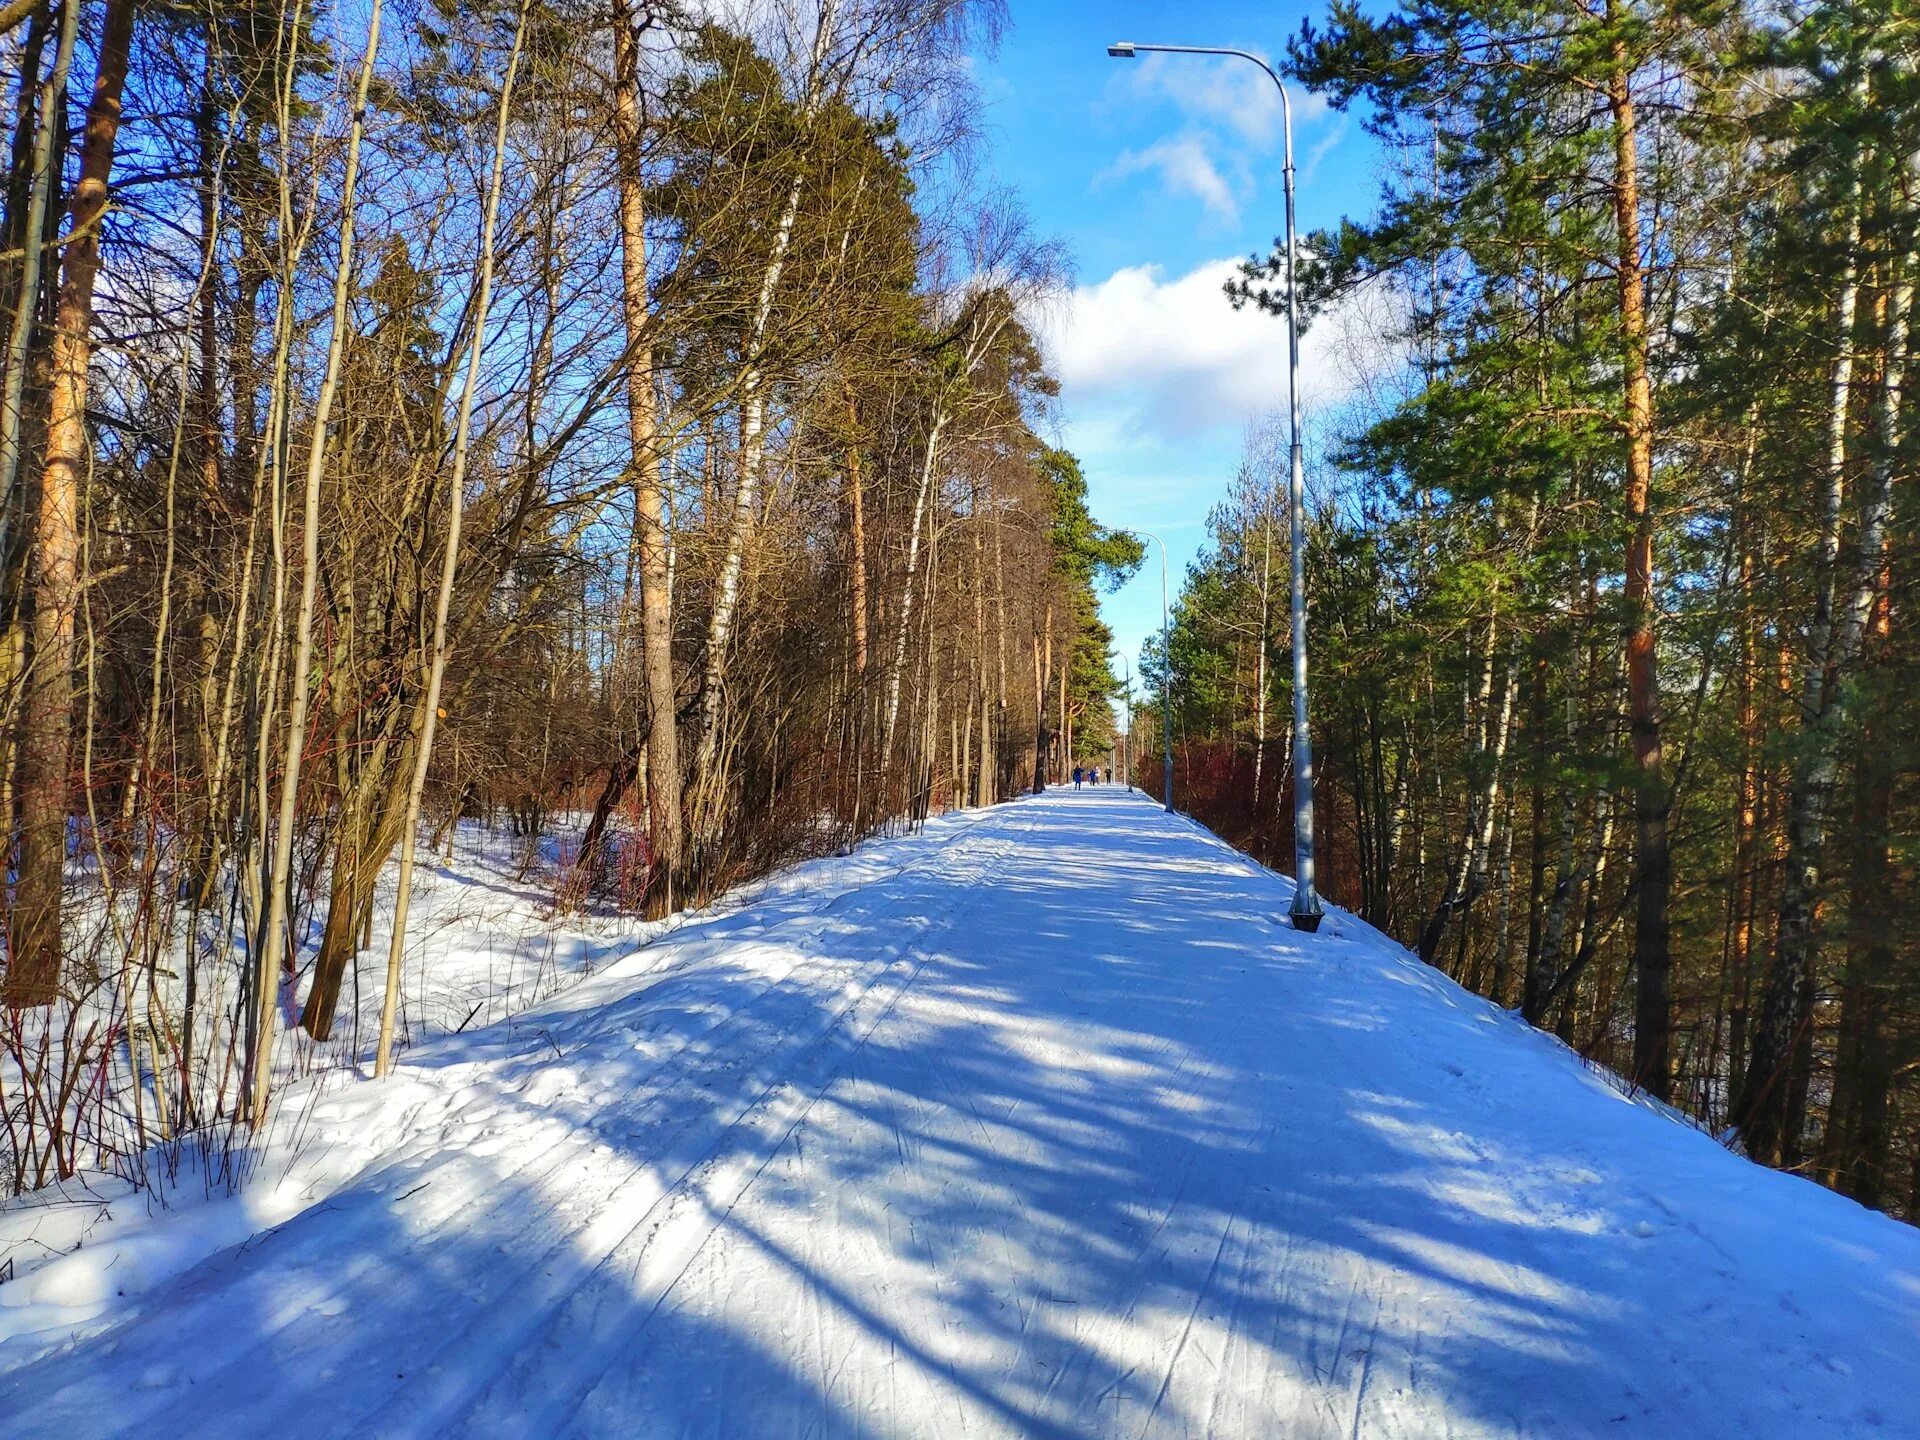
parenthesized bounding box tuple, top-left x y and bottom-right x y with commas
(1072, 766, 1103, 789)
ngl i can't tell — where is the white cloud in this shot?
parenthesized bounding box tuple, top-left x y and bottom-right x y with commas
(1034, 258, 1402, 437)
(1032, 259, 1404, 678)
(1300, 116, 1349, 187)
(1112, 51, 1331, 151)
(1092, 54, 1345, 263)
(1101, 136, 1240, 223)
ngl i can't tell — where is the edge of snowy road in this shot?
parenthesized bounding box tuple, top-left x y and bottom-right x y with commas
(1150, 795, 1920, 1330)
(1149, 798, 1740, 1142)
(0, 796, 1016, 1362)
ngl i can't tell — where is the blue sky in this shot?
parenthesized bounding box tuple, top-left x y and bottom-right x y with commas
(970, 2, 1389, 715)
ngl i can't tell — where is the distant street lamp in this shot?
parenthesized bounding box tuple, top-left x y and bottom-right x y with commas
(1137, 528, 1175, 813)
(1107, 40, 1323, 931)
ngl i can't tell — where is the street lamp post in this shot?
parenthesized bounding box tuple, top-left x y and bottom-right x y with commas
(1137, 528, 1176, 813)
(1107, 40, 1323, 931)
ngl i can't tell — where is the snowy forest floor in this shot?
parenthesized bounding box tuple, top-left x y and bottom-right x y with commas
(2, 786, 1917, 1438)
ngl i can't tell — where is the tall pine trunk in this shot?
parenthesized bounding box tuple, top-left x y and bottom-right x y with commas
(7, 0, 135, 1008)
(1607, 34, 1673, 1102)
(613, 3, 684, 912)
(0, 0, 78, 553)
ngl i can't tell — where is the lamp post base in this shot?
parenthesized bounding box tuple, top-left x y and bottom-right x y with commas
(1287, 906, 1323, 934)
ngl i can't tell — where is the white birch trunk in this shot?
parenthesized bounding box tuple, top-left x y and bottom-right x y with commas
(691, 1, 839, 820)
(882, 408, 945, 757)
(250, 0, 384, 1124)
(374, 0, 530, 1077)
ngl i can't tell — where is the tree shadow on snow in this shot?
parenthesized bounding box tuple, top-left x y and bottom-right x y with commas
(2, 788, 1907, 1438)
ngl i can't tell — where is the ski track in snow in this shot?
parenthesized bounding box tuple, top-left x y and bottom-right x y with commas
(3, 787, 1918, 1438)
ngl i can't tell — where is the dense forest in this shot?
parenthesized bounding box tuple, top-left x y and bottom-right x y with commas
(6, 0, 1914, 1241)
(1136, 0, 1920, 1219)
(0, 0, 1142, 1192)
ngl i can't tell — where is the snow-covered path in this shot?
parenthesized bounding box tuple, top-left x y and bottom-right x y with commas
(4, 787, 1917, 1438)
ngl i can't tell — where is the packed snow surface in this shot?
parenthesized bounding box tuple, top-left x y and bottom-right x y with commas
(3, 786, 1916, 1437)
